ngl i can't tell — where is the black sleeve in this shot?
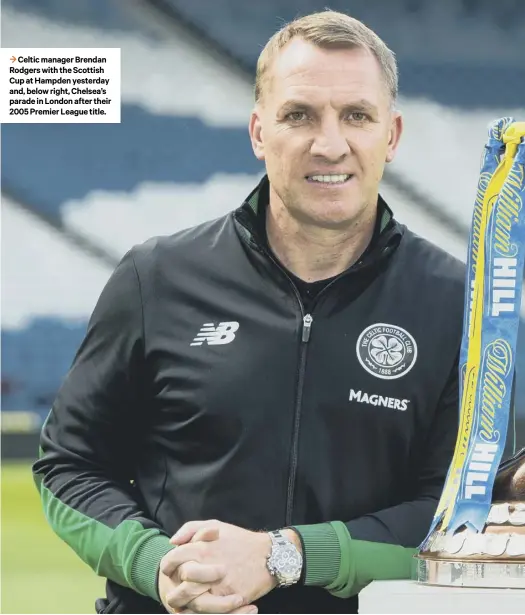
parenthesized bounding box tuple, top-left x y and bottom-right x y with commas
(32, 250, 174, 601)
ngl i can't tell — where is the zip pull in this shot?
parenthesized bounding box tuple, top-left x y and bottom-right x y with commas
(302, 314, 313, 343)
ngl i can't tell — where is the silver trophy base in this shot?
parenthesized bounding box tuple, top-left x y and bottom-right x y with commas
(418, 556, 525, 589)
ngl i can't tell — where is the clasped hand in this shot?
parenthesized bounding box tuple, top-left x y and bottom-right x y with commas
(158, 520, 278, 614)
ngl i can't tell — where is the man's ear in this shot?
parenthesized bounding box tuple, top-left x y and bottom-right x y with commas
(386, 110, 403, 163)
(249, 108, 265, 161)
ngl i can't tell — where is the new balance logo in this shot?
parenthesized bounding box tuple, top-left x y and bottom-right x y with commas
(190, 322, 239, 346)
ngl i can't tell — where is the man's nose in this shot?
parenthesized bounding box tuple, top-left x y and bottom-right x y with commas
(310, 120, 350, 162)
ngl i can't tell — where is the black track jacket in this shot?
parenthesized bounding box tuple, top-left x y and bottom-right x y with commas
(33, 176, 465, 614)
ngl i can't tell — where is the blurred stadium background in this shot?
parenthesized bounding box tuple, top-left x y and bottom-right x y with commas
(2, 0, 525, 612)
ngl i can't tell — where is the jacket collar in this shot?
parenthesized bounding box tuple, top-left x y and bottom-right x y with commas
(234, 174, 402, 261)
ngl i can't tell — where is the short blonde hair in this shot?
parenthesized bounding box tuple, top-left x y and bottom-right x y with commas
(255, 10, 398, 103)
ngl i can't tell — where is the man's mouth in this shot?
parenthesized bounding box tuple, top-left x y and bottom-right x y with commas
(305, 174, 353, 184)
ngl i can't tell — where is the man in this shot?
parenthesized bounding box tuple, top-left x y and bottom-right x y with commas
(33, 10, 465, 615)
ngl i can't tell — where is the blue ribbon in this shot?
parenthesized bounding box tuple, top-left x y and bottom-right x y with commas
(420, 118, 525, 547)
(446, 129, 525, 533)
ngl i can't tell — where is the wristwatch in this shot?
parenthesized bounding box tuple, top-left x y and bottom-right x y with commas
(266, 529, 303, 587)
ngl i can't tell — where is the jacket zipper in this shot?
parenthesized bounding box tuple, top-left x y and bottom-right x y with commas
(302, 314, 313, 342)
(285, 312, 313, 524)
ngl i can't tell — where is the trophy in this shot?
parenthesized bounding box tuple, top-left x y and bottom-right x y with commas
(417, 118, 525, 588)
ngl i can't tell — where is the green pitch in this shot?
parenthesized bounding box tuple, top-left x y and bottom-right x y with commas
(2, 462, 104, 614)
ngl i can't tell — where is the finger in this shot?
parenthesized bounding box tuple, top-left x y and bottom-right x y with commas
(170, 521, 206, 545)
(161, 544, 204, 577)
(184, 592, 245, 614)
(170, 520, 219, 545)
(191, 526, 220, 543)
(165, 581, 213, 611)
(178, 562, 226, 584)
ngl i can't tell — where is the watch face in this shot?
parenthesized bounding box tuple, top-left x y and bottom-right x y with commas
(269, 543, 302, 580)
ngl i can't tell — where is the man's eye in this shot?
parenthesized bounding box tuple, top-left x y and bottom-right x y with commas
(347, 112, 369, 122)
(287, 111, 308, 122)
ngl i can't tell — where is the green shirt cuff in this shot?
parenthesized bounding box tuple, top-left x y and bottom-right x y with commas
(130, 533, 175, 600)
(292, 522, 342, 586)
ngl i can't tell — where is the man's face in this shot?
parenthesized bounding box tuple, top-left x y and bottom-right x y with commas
(249, 38, 403, 229)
